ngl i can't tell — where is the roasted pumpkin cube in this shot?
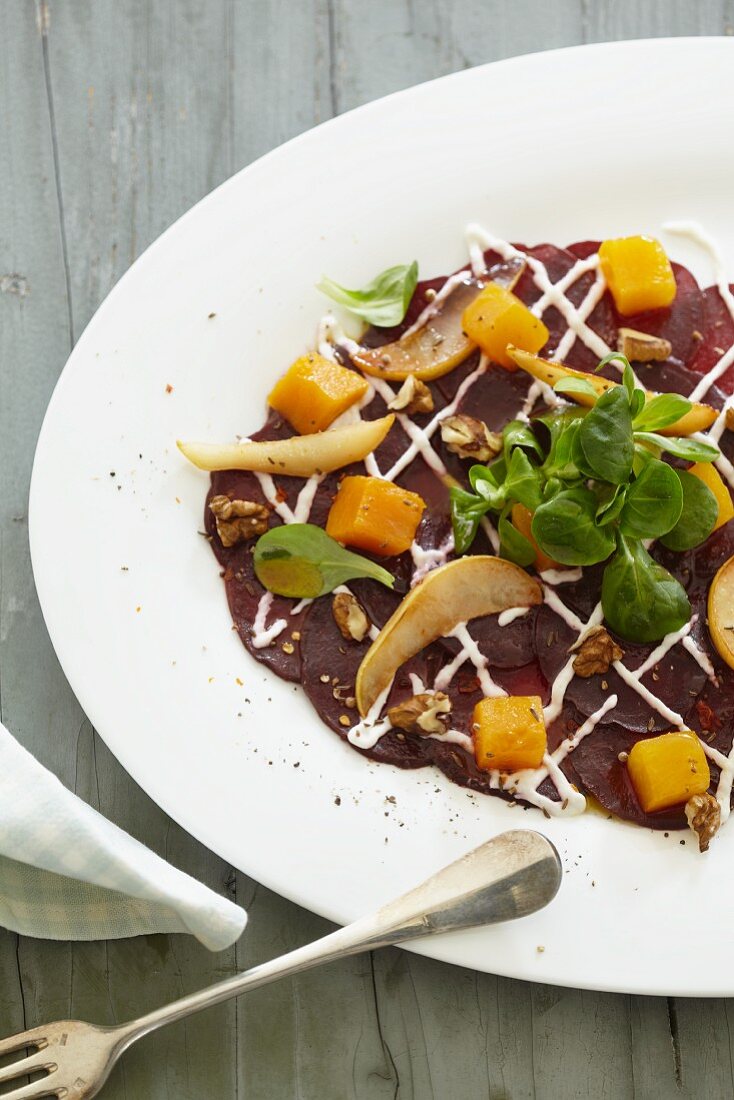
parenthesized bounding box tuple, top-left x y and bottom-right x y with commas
(688, 462, 734, 532)
(473, 695, 547, 772)
(268, 353, 369, 434)
(511, 503, 562, 573)
(598, 236, 677, 316)
(627, 731, 710, 814)
(326, 475, 426, 557)
(461, 284, 549, 370)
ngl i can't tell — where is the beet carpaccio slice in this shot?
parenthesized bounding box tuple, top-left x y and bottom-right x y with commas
(206, 238, 734, 832)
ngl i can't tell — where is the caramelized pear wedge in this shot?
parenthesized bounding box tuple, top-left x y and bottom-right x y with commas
(708, 555, 734, 671)
(177, 414, 395, 476)
(353, 259, 525, 382)
(507, 347, 717, 436)
(355, 556, 542, 716)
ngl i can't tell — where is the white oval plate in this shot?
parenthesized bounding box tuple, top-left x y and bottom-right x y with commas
(30, 38, 734, 996)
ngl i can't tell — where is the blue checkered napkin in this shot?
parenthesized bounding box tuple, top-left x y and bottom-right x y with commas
(0, 719, 247, 949)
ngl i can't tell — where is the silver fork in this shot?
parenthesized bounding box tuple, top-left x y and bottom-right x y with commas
(0, 829, 560, 1099)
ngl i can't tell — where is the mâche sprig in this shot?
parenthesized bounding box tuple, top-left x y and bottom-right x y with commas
(450, 356, 721, 643)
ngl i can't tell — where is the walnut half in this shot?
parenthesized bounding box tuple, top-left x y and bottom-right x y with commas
(387, 692, 451, 735)
(209, 495, 270, 547)
(440, 414, 501, 462)
(332, 591, 371, 642)
(685, 792, 720, 853)
(387, 375, 435, 415)
(617, 327, 672, 363)
(569, 625, 624, 677)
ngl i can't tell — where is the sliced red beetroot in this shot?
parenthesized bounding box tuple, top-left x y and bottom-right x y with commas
(689, 284, 734, 394)
(207, 470, 306, 682)
(611, 263, 704, 369)
(634, 357, 713, 400)
(207, 237, 734, 832)
(533, 603, 707, 733)
(561, 717, 689, 830)
(567, 240, 601, 262)
(450, 360, 533, 427)
(360, 249, 510, 348)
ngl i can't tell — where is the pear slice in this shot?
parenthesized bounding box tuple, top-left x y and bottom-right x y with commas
(177, 414, 394, 477)
(355, 556, 542, 716)
(353, 259, 525, 382)
(708, 555, 734, 671)
(507, 347, 717, 436)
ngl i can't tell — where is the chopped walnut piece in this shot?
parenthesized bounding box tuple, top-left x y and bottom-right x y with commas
(387, 692, 451, 735)
(726, 406, 734, 433)
(387, 375, 435, 415)
(617, 327, 672, 363)
(332, 591, 371, 642)
(569, 625, 624, 677)
(209, 495, 270, 547)
(439, 414, 501, 462)
(685, 792, 720, 853)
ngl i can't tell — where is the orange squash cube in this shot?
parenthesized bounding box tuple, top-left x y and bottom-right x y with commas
(598, 236, 677, 316)
(688, 462, 734, 532)
(462, 284, 549, 370)
(268, 353, 369, 434)
(473, 695, 547, 772)
(326, 475, 426, 557)
(511, 503, 562, 573)
(627, 731, 710, 814)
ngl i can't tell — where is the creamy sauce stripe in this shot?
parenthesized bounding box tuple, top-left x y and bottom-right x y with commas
(255, 222, 732, 818)
(663, 221, 734, 489)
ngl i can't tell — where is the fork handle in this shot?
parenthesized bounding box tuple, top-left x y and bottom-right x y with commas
(118, 918, 381, 1048)
(112, 830, 560, 1052)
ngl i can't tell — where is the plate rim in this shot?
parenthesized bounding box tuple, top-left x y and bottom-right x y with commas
(29, 35, 734, 996)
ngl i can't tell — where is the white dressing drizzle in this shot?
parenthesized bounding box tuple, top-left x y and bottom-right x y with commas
(410, 532, 455, 586)
(347, 685, 392, 749)
(681, 635, 717, 682)
(290, 597, 313, 615)
(465, 223, 612, 360)
(631, 616, 695, 679)
(317, 312, 362, 360)
(553, 267, 607, 362)
(251, 591, 288, 649)
(693, 410, 734, 490)
(497, 695, 620, 817)
(518, 378, 565, 422)
(433, 729, 475, 752)
(540, 567, 583, 586)
(401, 269, 473, 339)
(253, 221, 732, 824)
(542, 585, 586, 634)
(703, 742, 734, 824)
(434, 623, 507, 698)
(664, 220, 734, 402)
(544, 604, 604, 724)
(372, 355, 490, 483)
(497, 606, 530, 627)
(479, 515, 501, 554)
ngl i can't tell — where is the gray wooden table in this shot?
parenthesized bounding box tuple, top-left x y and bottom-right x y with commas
(2, 3, 733, 1097)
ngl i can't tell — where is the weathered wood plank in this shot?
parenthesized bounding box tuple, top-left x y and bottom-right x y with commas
(582, 0, 733, 39)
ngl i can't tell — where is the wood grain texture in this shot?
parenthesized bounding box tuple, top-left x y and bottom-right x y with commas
(1, 1, 734, 1097)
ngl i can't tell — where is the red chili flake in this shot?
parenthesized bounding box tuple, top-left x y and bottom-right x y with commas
(165, 383, 174, 394)
(275, 487, 288, 503)
(458, 676, 481, 694)
(696, 699, 721, 732)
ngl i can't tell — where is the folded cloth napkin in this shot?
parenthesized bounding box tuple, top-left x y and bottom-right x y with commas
(0, 719, 247, 950)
